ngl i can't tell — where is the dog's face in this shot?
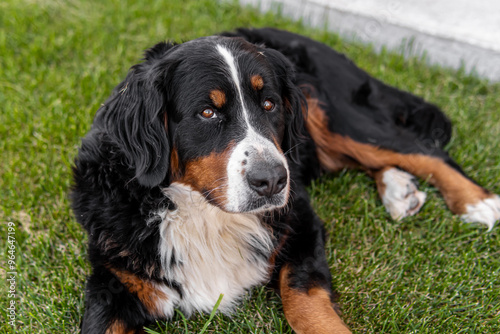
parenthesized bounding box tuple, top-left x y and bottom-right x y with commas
(98, 36, 303, 213)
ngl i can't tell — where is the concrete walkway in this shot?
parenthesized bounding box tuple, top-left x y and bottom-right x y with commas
(239, 0, 500, 82)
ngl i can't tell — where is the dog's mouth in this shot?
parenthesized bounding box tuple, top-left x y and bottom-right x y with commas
(236, 190, 289, 213)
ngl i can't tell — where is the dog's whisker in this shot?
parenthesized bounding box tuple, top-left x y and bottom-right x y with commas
(283, 142, 303, 156)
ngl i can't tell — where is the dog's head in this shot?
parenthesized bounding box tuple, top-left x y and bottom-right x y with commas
(96, 36, 303, 213)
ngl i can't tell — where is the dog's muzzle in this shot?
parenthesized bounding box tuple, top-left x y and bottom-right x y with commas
(225, 132, 290, 213)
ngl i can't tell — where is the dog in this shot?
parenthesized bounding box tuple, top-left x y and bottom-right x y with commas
(72, 28, 500, 333)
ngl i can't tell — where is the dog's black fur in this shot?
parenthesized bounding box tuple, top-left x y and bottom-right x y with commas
(72, 28, 498, 333)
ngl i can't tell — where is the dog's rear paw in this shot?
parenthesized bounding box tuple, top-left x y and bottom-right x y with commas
(380, 168, 427, 220)
(461, 195, 500, 231)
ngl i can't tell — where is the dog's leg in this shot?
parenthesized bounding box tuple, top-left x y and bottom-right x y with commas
(305, 100, 499, 229)
(275, 190, 352, 334)
(372, 167, 427, 220)
(390, 154, 499, 230)
(345, 142, 499, 229)
(81, 265, 163, 334)
(279, 265, 351, 334)
(338, 138, 499, 229)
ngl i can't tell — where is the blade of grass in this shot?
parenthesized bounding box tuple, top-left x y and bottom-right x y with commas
(199, 294, 224, 334)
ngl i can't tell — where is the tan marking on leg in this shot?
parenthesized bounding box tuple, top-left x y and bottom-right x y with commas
(108, 267, 166, 317)
(304, 98, 358, 172)
(304, 100, 491, 214)
(106, 319, 144, 334)
(279, 266, 352, 334)
(393, 155, 489, 214)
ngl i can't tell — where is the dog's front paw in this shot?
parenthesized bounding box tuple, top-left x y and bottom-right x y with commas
(380, 168, 427, 220)
(461, 195, 500, 231)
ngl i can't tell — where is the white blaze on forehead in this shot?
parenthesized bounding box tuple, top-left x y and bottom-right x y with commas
(215, 44, 252, 126)
(214, 43, 275, 141)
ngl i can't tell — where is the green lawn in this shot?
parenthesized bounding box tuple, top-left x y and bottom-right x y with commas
(1, 0, 499, 333)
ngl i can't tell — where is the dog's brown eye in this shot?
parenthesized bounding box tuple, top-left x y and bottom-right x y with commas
(201, 108, 216, 119)
(263, 100, 274, 111)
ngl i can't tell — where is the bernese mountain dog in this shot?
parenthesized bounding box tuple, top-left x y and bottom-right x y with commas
(72, 28, 500, 333)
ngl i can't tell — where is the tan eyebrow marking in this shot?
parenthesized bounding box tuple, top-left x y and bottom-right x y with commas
(251, 74, 264, 91)
(209, 89, 226, 108)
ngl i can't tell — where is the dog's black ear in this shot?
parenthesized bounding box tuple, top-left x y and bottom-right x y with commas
(264, 48, 305, 162)
(95, 42, 178, 187)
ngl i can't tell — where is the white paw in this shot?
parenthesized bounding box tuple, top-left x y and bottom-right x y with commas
(461, 195, 500, 231)
(380, 168, 427, 220)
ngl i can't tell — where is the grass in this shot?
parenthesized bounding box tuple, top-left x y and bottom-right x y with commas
(0, 0, 499, 333)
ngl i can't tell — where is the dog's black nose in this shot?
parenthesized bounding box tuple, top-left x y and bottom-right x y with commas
(247, 164, 288, 198)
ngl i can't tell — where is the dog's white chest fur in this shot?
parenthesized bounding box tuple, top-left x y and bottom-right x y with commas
(154, 183, 274, 317)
